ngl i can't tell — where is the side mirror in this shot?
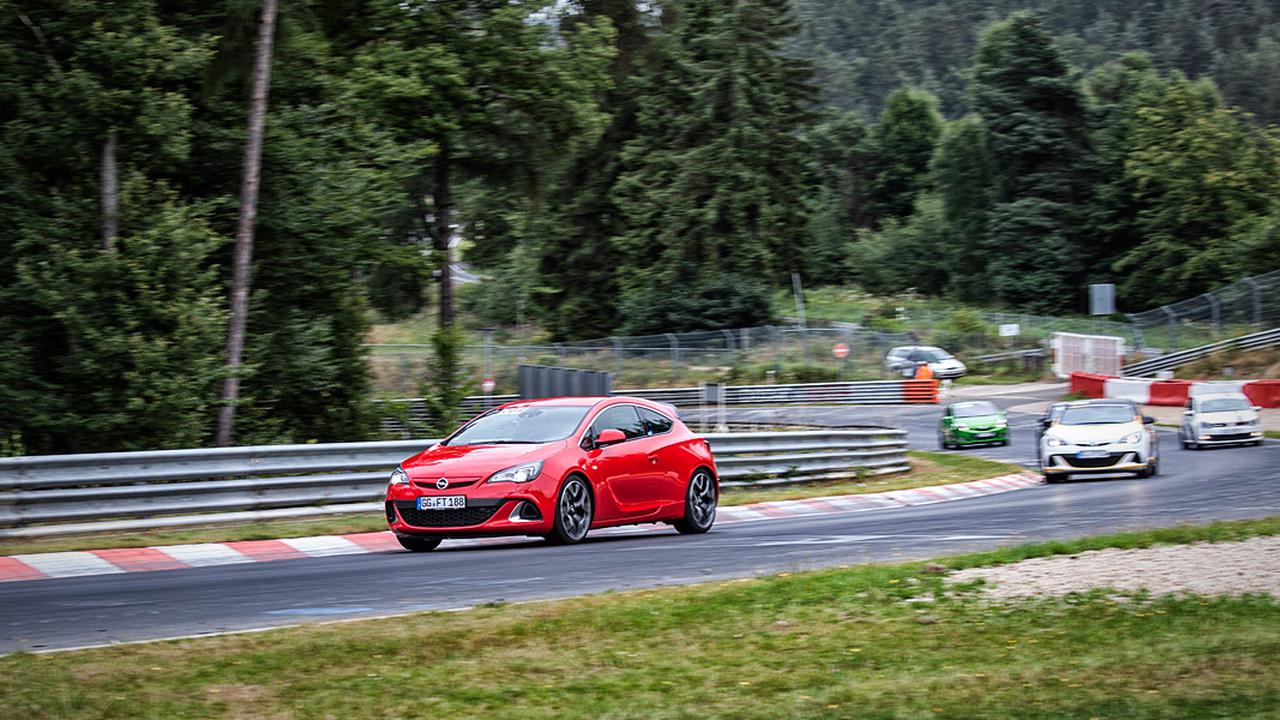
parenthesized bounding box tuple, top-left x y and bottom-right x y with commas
(1142, 415, 1156, 425)
(1254, 406, 1264, 412)
(594, 428, 626, 448)
(1182, 410, 1193, 416)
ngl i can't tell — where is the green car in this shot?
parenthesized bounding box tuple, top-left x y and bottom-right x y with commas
(938, 400, 1009, 449)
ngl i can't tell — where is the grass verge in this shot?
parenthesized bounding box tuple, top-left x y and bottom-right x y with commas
(0, 452, 1021, 557)
(2, 517, 1277, 719)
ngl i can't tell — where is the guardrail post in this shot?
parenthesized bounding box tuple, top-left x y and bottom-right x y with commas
(772, 325, 782, 378)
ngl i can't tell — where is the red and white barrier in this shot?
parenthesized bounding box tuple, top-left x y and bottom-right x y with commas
(1070, 372, 1280, 408)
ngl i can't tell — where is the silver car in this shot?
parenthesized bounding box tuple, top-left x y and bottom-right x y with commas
(1179, 393, 1264, 449)
(884, 346, 967, 379)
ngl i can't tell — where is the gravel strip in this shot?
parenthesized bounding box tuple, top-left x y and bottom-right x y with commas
(951, 536, 1280, 598)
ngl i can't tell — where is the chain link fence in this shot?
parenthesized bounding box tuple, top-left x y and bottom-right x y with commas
(1126, 270, 1280, 354)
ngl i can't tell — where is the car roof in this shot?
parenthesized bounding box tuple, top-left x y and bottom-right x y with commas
(1064, 399, 1135, 408)
(491, 396, 677, 414)
(1194, 392, 1249, 401)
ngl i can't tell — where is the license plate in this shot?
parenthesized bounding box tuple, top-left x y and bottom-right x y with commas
(975, 432, 995, 438)
(417, 496, 465, 511)
(1076, 450, 1109, 459)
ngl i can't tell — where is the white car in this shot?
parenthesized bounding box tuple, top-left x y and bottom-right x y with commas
(1039, 400, 1159, 481)
(1179, 393, 1264, 449)
(884, 346, 967, 379)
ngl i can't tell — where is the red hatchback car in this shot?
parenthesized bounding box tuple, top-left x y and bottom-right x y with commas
(385, 396, 719, 551)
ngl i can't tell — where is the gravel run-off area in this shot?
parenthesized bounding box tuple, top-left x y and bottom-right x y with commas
(951, 536, 1280, 598)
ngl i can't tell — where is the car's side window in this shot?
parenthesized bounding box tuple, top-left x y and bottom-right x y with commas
(592, 405, 646, 441)
(638, 407, 674, 436)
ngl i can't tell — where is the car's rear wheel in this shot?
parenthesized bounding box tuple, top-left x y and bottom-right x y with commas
(546, 476, 593, 545)
(674, 469, 717, 535)
(938, 431, 950, 450)
(397, 535, 442, 552)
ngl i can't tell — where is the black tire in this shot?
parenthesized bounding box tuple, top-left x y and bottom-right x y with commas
(674, 469, 717, 535)
(545, 475, 593, 545)
(1148, 456, 1160, 476)
(937, 431, 949, 450)
(396, 535, 442, 552)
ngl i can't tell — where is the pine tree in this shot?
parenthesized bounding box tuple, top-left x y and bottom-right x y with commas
(970, 12, 1089, 313)
(612, 0, 815, 333)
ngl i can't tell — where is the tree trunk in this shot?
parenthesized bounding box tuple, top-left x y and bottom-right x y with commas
(100, 131, 118, 250)
(434, 143, 454, 327)
(216, 0, 279, 447)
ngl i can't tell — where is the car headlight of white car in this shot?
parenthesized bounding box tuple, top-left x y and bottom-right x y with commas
(1117, 432, 1142, 445)
(1045, 436, 1066, 448)
(487, 461, 543, 484)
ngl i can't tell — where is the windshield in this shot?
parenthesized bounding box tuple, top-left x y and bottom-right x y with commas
(444, 405, 591, 445)
(954, 401, 999, 418)
(1201, 397, 1251, 413)
(1059, 405, 1136, 426)
(921, 349, 953, 362)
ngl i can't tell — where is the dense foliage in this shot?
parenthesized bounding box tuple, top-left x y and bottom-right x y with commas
(2, 0, 1279, 453)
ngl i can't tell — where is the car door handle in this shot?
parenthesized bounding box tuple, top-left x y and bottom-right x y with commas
(647, 454, 659, 463)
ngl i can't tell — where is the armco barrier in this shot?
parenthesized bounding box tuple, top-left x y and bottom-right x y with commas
(1070, 372, 1280, 408)
(396, 379, 938, 435)
(0, 429, 908, 536)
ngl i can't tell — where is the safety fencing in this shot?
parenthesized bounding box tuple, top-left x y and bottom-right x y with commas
(1127, 269, 1280, 353)
(1070, 372, 1280, 408)
(0, 429, 909, 537)
(1121, 326, 1280, 377)
(385, 379, 939, 435)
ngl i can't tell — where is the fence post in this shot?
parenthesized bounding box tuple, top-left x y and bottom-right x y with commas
(1244, 277, 1263, 328)
(665, 333, 680, 383)
(772, 325, 782, 378)
(1161, 307, 1178, 351)
(609, 336, 622, 375)
(1202, 293, 1221, 335)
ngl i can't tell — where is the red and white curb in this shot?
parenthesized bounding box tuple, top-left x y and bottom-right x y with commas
(0, 473, 1041, 584)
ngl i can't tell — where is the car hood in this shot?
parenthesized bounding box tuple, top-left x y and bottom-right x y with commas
(953, 413, 1003, 427)
(1047, 422, 1142, 444)
(1197, 410, 1258, 424)
(401, 441, 564, 479)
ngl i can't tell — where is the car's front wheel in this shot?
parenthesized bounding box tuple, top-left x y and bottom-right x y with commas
(546, 476, 593, 545)
(397, 535, 442, 552)
(674, 469, 717, 534)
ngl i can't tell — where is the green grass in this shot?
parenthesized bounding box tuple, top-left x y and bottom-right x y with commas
(0, 452, 1021, 557)
(3, 517, 1277, 719)
(1266, 430, 1280, 440)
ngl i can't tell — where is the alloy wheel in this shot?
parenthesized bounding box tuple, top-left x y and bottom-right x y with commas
(689, 471, 717, 528)
(558, 478, 592, 541)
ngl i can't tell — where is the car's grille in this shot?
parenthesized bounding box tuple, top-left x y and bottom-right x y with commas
(412, 477, 480, 490)
(1059, 453, 1125, 469)
(393, 501, 503, 528)
(1210, 432, 1254, 441)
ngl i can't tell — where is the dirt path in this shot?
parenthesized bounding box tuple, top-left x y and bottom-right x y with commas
(951, 536, 1280, 598)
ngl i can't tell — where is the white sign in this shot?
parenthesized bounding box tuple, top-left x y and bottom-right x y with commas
(998, 323, 1020, 338)
(481, 377, 496, 394)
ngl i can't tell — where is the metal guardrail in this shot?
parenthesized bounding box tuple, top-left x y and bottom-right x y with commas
(398, 379, 937, 434)
(0, 430, 908, 536)
(1122, 326, 1280, 377)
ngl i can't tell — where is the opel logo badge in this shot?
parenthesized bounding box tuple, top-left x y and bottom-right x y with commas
(436, 477, 449, 490)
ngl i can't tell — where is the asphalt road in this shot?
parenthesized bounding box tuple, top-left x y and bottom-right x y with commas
(4, 383, 1279, 654)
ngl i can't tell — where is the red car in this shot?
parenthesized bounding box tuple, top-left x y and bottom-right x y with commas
(385, 396, 719, 551)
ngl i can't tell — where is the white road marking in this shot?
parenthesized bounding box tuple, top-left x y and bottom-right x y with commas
(280, 535, 367, 557)
(13, 552, 125, 579)
(159, 544, 250, 567)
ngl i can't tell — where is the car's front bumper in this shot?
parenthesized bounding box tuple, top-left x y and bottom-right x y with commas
(385, 483, 556, 537)
(1041, 445, 1149, 475)
(1193, 429, 1263, 445)
(953, 427, 1008, 445)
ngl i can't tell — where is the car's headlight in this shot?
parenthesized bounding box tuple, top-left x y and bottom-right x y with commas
(994, 419, 1007, 427)
(1117, 432, 1141, 445)
(955, 424, 969, 430)
(487, 461, 543, 484)
(1045, 436, 1066, 447)
(389, 466, 409, 486)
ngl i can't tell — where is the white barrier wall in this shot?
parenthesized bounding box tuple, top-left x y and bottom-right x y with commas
(1052, 332, 1124, 378)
